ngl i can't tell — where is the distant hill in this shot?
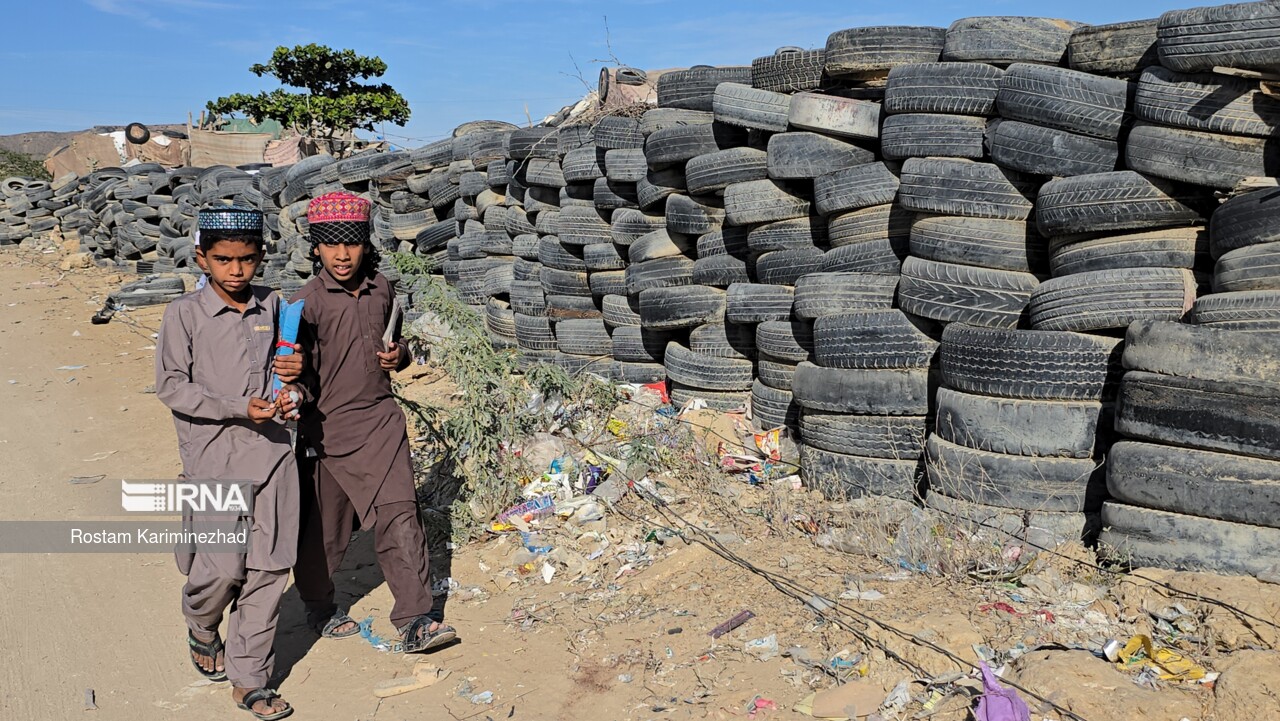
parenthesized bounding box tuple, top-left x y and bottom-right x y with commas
(0, 125, 188, 160)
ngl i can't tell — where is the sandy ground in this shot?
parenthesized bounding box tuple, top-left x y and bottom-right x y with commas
(3, 244, 1278, 721)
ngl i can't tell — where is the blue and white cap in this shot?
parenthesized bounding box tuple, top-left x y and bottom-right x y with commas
(197, 205, 263, 233)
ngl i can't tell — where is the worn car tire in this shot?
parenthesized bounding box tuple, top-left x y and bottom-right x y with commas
(1036, 171, 1207, 237)
(1029, 267, 1195, 332)
(792, 362, 931, 415)
(898, 158, 1037, 221)
(812, 309, 939, 369)
(940, 323, 1123, 401)
(897, 256, 1040, 329)
(1098, 502, 1280, 576)
(1108, 441, 1280, 529)
(942, 16, 1083, 66)
(935, 387, 1102, 459)
(727, 283, 794, 323)
(1156, 1, 1280, 74)
(884, 62, 1003, 115)
(925, 435, 1100, 513)
(1116, 370, 1280, 461)
(881, 114, 988, 160)
(794, 273, 899, 320)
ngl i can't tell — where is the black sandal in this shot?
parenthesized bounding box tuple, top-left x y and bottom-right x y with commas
(309, 610, 360, 639)
(236, 688, 292, 720)
(187, 630, 227, 682)
(397, 615, 457, 654)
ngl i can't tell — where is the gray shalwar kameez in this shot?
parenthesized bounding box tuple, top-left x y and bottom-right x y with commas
(155, 282, 299, 689)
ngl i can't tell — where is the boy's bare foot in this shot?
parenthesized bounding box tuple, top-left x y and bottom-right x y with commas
(327, 617, 359, 636)
(233, 687, 292, 720)
(309, 609, 360, 638)
(398, 615, 457, 653)
(188, 629, 226, 679)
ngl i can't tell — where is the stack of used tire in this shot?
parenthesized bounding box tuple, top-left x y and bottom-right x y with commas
(542, 122, 609, 377)
(509, 130, 557, 370)
(451, 128, 512, 317)
(1188, 180, 1280, 334)
(641, 96, 752, 411)
(1100, 320, 1280, 575)
(925, 324, 1122, 544)
(602, 118, 665, 385)
(0, 175, 80, 245)
(914, 23, 1166, 538)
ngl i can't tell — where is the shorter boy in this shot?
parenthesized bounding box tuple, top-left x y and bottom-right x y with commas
(156, 206, 302, 720)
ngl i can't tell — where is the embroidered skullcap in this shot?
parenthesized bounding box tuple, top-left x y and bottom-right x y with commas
(307, 192, 372, 224)
(197, 205, 262, 233)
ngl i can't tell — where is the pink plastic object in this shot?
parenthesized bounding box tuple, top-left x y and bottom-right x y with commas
(975, 662, 1031, 721)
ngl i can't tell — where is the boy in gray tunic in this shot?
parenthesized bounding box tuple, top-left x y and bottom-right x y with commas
(155, 206, 302, 720)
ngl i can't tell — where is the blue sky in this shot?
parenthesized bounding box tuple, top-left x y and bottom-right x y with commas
(4, 0, 1184, 147)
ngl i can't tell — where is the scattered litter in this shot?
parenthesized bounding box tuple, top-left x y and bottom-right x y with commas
(828, 650, 867, 678)
(748, 696, 777, 718)
(82, 450, 117, 462)
(839, 589, 884, 602)
(470, 691, 494, 705)
(492, 495, 555, 532)
(881, 680, 910, 713)
(372, 662, 450, 698)
(356, 616, 400, 653)
(708, 609, 754, 639)
(974, 662, 1030, 721)
(1115, 634, 1207, 681)
(744, 634, 779, 661)
(979, 602, 1021, 616)
(806, 595, 836, 614)
(617, 674, 633, 684)
(69, 475, 105, 485)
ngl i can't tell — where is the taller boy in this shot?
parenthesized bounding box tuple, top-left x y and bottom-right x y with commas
(293, 192, 456, 652)
(156, 206, 300, 720)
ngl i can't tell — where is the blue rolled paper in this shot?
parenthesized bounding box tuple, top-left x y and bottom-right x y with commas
(272, 298, 304, 399)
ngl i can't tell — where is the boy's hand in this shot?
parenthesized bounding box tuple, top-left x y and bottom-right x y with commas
(376, 342, 405, 371)
(273, 343, 304, 383)
(247, 397, 277, 424)
(276, 385, 302, 421)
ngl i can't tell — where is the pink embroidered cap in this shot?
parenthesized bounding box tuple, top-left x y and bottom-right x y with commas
(307, 192, 372, 224)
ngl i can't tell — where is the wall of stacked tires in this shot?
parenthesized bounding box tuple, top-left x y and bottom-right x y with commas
(448, 5, 1280, 578)
(2, 3, 1280, 576)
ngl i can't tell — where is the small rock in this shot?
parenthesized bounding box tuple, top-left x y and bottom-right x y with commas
(59, 252, 93, 271)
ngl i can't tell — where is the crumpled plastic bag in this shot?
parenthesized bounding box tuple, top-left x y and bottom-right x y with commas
(975, 662, 1030, 721)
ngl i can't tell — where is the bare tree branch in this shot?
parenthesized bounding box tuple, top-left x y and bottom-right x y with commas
(590, 15, 624, 66)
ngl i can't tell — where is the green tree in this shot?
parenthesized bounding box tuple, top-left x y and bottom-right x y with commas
(207, 44, 410, 152)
